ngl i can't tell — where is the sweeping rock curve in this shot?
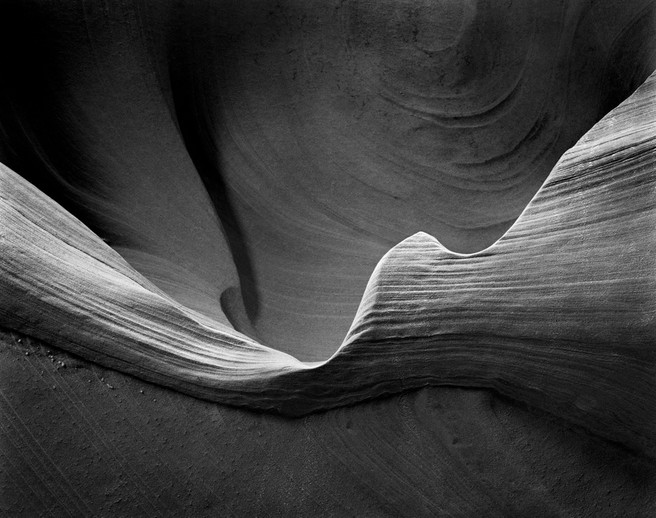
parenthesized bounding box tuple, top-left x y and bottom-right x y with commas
(2, 70, 656, 457)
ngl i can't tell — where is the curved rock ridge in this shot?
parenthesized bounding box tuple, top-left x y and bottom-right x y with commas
(2, 0, 655, 360)
(2, 70, 656, 456)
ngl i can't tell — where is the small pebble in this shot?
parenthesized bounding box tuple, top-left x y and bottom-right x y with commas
(25, 351, 29, 356)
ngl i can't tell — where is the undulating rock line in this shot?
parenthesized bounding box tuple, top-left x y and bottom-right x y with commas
(2, 70, 655, 456)
(2, 0, 654, 360)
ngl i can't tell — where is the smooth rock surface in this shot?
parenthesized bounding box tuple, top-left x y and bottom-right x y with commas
(1, 1, 656, 516)
(1, 0, 655, 359)
(3, 66, 656, 457)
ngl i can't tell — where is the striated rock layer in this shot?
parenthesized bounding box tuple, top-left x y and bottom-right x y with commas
(2, 66, 656, 463)
(2, 2, 656, 515)
(1, 0, 655, 359)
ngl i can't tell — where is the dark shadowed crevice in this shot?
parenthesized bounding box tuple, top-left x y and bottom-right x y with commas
(166, 16, 261, 331)
(0, 0, 126, 245)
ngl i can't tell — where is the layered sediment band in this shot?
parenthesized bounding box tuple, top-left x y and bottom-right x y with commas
(2, 71, 655, 456)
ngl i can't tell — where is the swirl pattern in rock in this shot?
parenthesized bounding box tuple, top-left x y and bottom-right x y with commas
(1, 0, 655, 360)
(2, 68, 656, 458)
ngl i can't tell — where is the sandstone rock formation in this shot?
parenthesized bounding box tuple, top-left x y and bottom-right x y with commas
(1, 0, 656, 515)
(3, 67, 656, 455)
(2, 0, 655, 360)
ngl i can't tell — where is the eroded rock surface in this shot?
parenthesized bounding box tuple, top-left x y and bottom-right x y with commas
(1, 1, 656, 516)
(1, 0, 654, 358)
(2, 26, 656, 457)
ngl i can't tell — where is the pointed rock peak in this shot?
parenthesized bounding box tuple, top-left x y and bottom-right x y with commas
(378, 231, 450, 262)
(397, 231, 442, 248)
(339, 232, 452, 348)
